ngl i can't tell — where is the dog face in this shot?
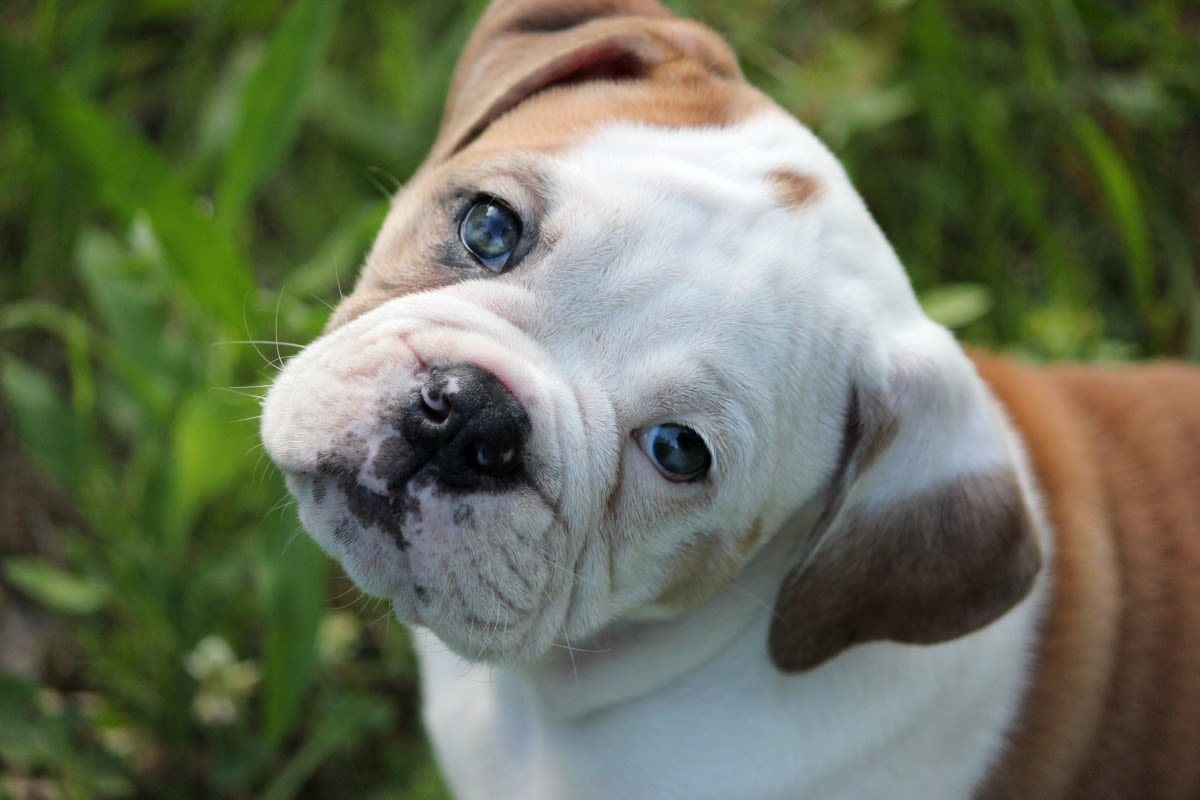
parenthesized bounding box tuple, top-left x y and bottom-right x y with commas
(261, 0, 1039, 668)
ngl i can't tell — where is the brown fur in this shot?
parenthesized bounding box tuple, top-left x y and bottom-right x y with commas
(768, 375, 1042, 673)
(768, 170, 825, 210)
(974, 353, 1200, 800)
(770, 468, 1041, 672)
(327, 0, 768, 333)
(437, 0, 749, 159)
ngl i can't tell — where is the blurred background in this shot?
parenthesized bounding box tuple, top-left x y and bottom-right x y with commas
(0, 0, 1196, 797)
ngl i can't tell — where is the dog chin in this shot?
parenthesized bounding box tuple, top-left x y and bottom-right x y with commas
(289, 470, 574, 664)
(396, 593, 570, 666)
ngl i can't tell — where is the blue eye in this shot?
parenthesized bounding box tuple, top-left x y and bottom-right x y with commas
(639, 424, 712, 482)
(460, 197, 521, 272)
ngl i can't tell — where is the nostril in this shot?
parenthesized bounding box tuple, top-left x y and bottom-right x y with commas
(420, 383, 452, 424)
(471, 438, 520, 477)
(401, 363, 531, 489)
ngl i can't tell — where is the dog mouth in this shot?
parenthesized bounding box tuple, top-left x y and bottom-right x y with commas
(260, 295, 618, 663)
(267, 357, 584, 661)
(294, 466, 567, 662)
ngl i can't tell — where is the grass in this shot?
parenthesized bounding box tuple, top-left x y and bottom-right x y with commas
(0, 0, 1196, 797)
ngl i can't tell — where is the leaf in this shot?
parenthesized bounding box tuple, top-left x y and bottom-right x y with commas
(260, 509, 328, 744)
(0, 300, 97, 421)
(288, 201, 389, 299)
(0, 673, 71, 770)
(215, 0, 344, 229)
(920, 283, 994, 330)
(1073, 115, 1153, 311)
(258, 692, 391, 800)
(0, 36, 252, 334)
(0, 357, 86, 492)
(168, 390, 261, 540)
(4, 557, 109, 616)
(75, 224, 170, 377)
(0, 674, 132, 792)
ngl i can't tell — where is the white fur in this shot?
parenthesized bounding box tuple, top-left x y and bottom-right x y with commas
(262, 110, 1049, 799)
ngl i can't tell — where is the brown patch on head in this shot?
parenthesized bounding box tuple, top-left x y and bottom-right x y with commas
(324, 0, 772, 330)
(325, 153, 559, 331)
(461, 74, 768, 161)
(768, 169, 825, 211)
(769, 468, 1040, 672)
(435, 0, 752, 160)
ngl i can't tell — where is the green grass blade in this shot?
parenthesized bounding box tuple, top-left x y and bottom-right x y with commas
(1073, 114, 1154, 311)
(257, 694, 391, 800)
(3, 557, 110, 616)
(1, 356, 87, 493)
(215, 0, 344, 230)
(0, 36, 253, 335)
(289, 201, 389, 298)
(920, 283, 994, 330)
(261, 509, 328, 745)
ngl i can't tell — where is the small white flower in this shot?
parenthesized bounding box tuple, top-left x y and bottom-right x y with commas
(192, 691, 238, 726)
(183, 635, 235, 681)
(317, 612, 361, 665)
(183, 635, 260, 726)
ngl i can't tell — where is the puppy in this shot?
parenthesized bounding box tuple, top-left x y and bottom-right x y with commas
(260, 1, 1200, 797)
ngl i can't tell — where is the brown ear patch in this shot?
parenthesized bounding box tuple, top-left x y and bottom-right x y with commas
(769, 469, 1041, 672)
(505, 0, 672, 34)
(442, 32, 668, 158)
(433, 0, 747, 161)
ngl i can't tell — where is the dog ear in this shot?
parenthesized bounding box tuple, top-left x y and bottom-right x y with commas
(768, 330, 1042, 672)
(429, 0, 742, 160)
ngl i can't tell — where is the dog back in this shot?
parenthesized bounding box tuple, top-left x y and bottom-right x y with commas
(974, 354, 1200, 799)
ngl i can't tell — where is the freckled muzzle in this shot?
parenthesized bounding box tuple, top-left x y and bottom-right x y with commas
(262, 302, 600, 662)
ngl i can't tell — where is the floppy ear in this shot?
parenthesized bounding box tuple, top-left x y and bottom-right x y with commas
(429, 0, 743, 161)
(769, 328, 1042, 672)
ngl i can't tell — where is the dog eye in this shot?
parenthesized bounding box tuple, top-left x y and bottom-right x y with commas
(638, 424, 712, 482)
(460, 197, 521, 272)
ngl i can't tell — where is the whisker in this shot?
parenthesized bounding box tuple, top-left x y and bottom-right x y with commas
(214, 387, 267, 403)
(366, 165, 402, 199)
(252, 450, 275, 486)
(531, 542, 606, 593)
(273, 289, 286, 371)
(213, 339, 306, 350)
(563, 631, 579, 683)
(280, 523, 306, 554)
(368, 604, 395, 627)
(240, 294, 271, 369)
(268, 494, 295, 518)
(328, 583, 361, 604)
(547, 641, 610, 655)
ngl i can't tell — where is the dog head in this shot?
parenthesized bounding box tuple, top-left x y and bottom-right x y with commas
(261, 0, 1040, 669)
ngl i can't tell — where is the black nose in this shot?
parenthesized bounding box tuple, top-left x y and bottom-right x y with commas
(390, 363, 531, 491)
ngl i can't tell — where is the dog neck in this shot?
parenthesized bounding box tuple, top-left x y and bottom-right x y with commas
(520, 500, 822, 721)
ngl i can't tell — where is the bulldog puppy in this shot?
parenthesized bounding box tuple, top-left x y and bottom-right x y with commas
(260, 1, 1200, 798)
